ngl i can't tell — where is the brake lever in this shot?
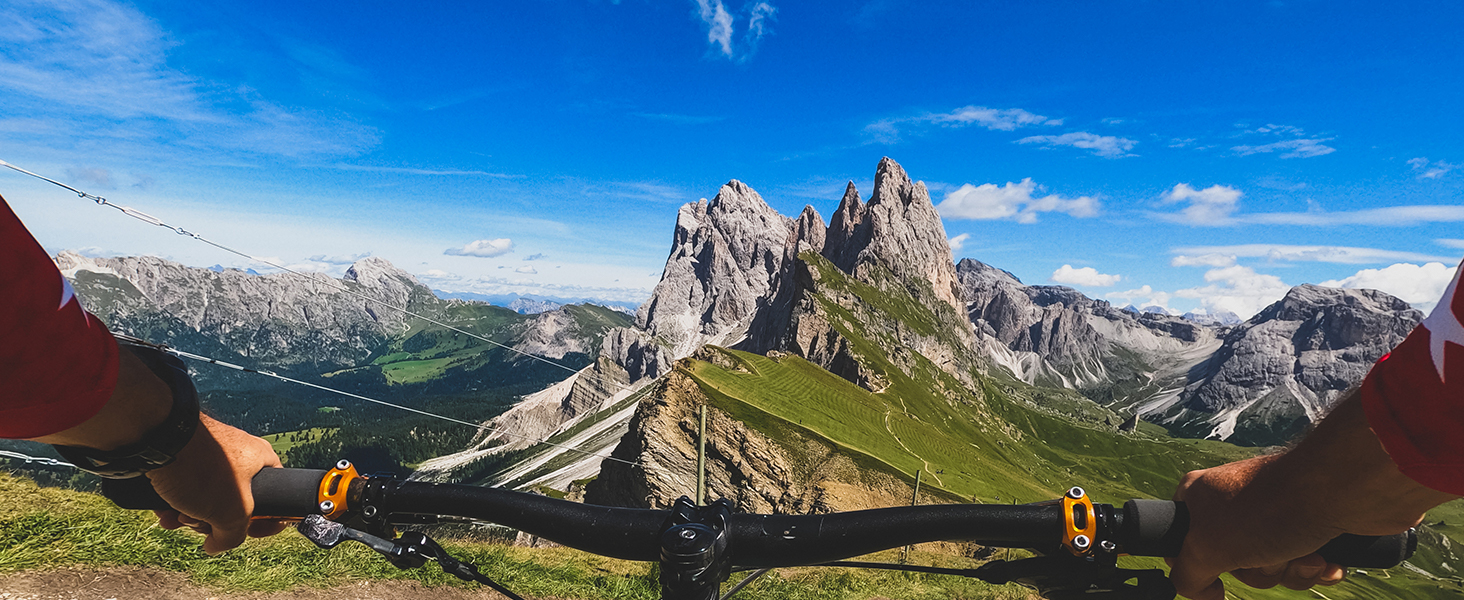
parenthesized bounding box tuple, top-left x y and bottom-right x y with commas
(296, 515, 528, 599)
(298, 514, 401, 558)
(974, 555, 1175, 600)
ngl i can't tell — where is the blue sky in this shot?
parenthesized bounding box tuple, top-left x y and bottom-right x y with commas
(2, 0, 1461, 317)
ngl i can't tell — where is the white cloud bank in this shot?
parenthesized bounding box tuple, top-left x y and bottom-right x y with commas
(1173, 244, 1454, 265)
(1175, 265, 1292, 319)
(947, 233, 970, 254)
(936, 178, 1099, 223)
(1106, 285, 1171, 311)
(1157, 183, 1243, 225)
(1408, 157, 1459, 179)
(1171, 253, 1238, 268)
(1154, 182, 1464, 228)
(1017, 132, 1137, 158)
(0, 0, 378, 160)
(693, 0, 775, 62)
(1232, 138, 1336, 159)
(444, 238, 514, 258)
(1050, 265, 1121, 287)
(1321, 262, 1459, 313)
(865, 105, 1059, 144)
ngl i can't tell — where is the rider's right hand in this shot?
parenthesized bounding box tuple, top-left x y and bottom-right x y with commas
(147, 414, 290, 555)
(1167, 391, 1456, 600)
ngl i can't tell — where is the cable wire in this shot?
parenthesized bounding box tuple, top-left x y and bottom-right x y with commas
(1, 159, 690, 481)
(114, 334, 660, 474)
(1, 158, 583, 377)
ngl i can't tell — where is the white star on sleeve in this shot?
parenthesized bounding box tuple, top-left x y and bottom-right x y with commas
(1422, 272, 1464, 384)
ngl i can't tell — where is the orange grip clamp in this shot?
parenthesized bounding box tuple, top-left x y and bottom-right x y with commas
(318, 459, 360, 520)
(1061, 486, 1097, 557)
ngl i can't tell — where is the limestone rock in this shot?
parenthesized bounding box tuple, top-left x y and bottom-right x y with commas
(1166, 284, 1420, 444)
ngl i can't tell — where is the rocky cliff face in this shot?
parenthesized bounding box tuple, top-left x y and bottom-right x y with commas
(957, 258, 1219, 394)
(1156, 284, 1421, 445)
(442, 158, 985, 488)
(56, 252, 622, 388)
(585, 350, 936, 513)
(57, 252, 421, 374)
(433, 156, 1428, 494)
(419, 180, 802, 473)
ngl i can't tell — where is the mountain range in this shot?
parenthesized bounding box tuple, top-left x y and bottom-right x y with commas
(421, 158, 1422, 504)
(9, 158, 1450, 595)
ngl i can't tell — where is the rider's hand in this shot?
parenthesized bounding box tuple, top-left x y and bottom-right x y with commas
(147, 414, 290, 555)
(1169, 455, 1347, 599)
(1168, 392, 1456, 600)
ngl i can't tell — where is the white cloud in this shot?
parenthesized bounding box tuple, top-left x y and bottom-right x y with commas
(1408, 157, 1459, 180)
(1438, 239, 1464, 250)
(307, 252, 371, 265)
(0, 0, 378, 160)
(947, 233, 970, 254)
(692, 0, 774, 62)
(1157, 183, 1243, 225)
(515, 266, 538, 275)
(1105, 285, 1171, 310)
(1155, 202, 1464, 228)
(331, 164, 519, 177)
(1175, 265, 1292, 319)
(936, 178, 1099, 223)
(1017, 132, 1137, 158)
(1245, 124, 1306, 136)
(865, 105, 1059, 144)
(1241, 205, 1464, 227)
(65, 167, 115, 189)
(932, 106, 1061, 131)
(444, 239, 514, 258)
(1173, 244, 1455, 265)
(1232, 139, 1336, 159)
(1320, 262, 1459, 313)
(1171, 253, 1238, 268)
(524, 253, 547, 261)
(1050, 264, 1121, 287)
(743, 2, 776, 56)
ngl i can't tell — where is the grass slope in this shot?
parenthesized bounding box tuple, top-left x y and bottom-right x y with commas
(0, 473, 1041, 599)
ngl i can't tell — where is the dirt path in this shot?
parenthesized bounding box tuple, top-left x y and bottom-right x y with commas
(0, 567, 513, 600)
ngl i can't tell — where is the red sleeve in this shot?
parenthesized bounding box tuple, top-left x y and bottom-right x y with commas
(0, 196, 119, 438)
(1362, 259, 1464, 495)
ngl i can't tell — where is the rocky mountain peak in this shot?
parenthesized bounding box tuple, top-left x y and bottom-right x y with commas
(871, 156, 917, 207)
(1260, 283, 1417, 326)
(1174, 284, 1421, 444)
(956, 258, 1023, 290)
(344, 256, 421, 288)
(624, 179, 795, 373)
(840, 157, 964, 313)
(791, 205, 827, 255)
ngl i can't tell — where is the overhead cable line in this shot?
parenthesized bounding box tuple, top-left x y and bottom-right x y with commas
(0, 158, 582, 377)
(2, 159, 684, 480)
(109, 337, 663, 475)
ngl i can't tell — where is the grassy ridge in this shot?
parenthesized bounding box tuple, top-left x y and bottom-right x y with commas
(0, 473, 1038, 599)
(685, 348, 1249, 505)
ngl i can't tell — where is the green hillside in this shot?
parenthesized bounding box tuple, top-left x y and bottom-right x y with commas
(686, 347, 1249, 505)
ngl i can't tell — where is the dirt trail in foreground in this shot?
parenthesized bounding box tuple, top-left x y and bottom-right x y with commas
(0, 568, 512, 600)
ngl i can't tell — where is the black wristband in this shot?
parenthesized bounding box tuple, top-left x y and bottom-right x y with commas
(52, 342, 201, 479)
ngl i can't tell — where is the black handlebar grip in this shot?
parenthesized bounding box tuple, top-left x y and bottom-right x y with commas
(1123, 500, 1417, 568)
(1317, 529, 1418, 569)
(101, 476, 173, 511)
(252, 468, 329, 518)
(1121, 499, 1190, 557)
(101, 467, 330, 517)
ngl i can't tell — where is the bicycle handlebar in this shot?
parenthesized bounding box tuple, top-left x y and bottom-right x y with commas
(105, 467, 1416, 569)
